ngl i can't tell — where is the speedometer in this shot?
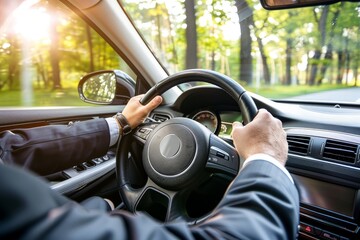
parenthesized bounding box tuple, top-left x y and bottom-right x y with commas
(192, 110, 219, 133)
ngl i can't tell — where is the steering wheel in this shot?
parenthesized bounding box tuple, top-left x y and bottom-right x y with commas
(116, 69, 257, 223)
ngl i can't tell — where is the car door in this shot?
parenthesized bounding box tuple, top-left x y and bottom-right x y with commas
(0, 0, 141, 200)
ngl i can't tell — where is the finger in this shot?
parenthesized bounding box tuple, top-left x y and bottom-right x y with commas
(231, 121, 243, 137)
(143, 96, 163, 111)
(255, 109, 269, 119)
(232, 121, 243, 128)
(132, 94, 144, 101)
(253, 109, 273, 124)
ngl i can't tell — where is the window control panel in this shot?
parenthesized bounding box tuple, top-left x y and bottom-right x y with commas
(63, 151, 115, 178)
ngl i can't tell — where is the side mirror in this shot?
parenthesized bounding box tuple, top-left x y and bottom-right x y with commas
(78, 70, 135, 105)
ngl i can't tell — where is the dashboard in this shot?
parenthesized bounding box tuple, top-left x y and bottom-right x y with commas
(150, 85, 360, 240)
(5, 84, 358, 239)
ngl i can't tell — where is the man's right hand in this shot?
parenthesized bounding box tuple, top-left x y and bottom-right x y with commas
(231, 109, 288, 166)
(122, 94, 163, 129)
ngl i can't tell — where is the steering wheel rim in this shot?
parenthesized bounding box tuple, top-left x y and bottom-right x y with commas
(141, 69, 257, 124)
(117, 69, 258, 223)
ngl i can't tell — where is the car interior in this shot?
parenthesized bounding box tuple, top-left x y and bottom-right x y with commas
(0, 0, 359, 239)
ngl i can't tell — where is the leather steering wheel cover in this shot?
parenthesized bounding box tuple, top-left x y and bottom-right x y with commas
(117, 69, 258, 215)
(140, 69, 257, 124)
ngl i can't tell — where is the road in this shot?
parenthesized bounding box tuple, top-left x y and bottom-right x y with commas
(289, 87, 360, 103)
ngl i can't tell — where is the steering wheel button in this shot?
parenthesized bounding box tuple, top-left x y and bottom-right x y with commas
(210, 149, 217, 155)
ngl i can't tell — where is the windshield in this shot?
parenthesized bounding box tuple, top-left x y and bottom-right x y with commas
(121, 0, 360, 104)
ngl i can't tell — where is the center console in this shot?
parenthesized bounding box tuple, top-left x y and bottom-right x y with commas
(286, 128, 360, 240)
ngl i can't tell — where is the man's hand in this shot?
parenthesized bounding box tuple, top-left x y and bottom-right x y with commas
(231, 109, 288, 166)
(122, 94, 163, 129)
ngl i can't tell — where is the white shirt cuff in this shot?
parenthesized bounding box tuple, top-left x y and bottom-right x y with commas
(242, 153, 294, 184)
(105, 117, 120, 147)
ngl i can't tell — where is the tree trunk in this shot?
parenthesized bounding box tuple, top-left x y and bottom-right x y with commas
(354, 40, 359, 86)
(354, 66, 358, 87)
(86, 25, 94, 72)
(257, 37, 270, 85)
(318, 44, 333, 85)
(319, 6, 329, 46)
(345, 50, 350, 85)
(308, 50, 321, 86)
(8, 35, 20, 90)
(211, 50, 216, 71)
(235, 0, 253, 84)
(318, 5, 341, 84)
(336, 50, 345, 84)
(285, 38, 292, 85)
(309, 6, 328, 86)
(36, 53, 48, 88)
(49, 6, 61, 90)
(185, 0, 198, 69)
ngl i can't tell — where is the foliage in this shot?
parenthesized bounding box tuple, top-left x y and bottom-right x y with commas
(122, 0, 359, 88)
(0, 0, 129, 106)
(0, 0, 359, 107)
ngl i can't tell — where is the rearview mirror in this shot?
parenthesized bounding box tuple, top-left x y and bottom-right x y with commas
(260, 0, 340, 10)
(78, 70, 135, 105)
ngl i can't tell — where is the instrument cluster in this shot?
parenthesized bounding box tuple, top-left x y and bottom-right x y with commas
(190, 109, 242, 139)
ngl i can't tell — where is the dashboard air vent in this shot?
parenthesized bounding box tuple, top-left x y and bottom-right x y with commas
(323, 140, 358, 164)
(287, 135, 310, 155)
(152, 113, 170, 122)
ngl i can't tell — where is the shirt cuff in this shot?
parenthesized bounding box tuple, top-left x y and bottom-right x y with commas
(242, 153, 294, 184)
(105, 117, 120, 147)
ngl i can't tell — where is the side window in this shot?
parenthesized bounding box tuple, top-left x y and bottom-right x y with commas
(0, 0, 135, 107)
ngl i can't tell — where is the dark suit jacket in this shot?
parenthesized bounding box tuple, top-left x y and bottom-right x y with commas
(0, 119, 299, 239)
(0, 119, 110, 175)
(0, 161, 299, 239)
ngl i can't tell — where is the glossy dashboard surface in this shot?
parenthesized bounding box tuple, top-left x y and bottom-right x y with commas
(150, 85, 360, 239)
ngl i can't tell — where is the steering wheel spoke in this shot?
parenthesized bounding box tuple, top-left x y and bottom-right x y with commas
(123, 177, 193, 222)
(166, 189, 193, 222)
(120, 182, 148, 212)
(133, 122, 161, 144)
(205, 134, 240, 176)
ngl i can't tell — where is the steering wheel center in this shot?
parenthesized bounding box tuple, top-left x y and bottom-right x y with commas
(142, 119, 211, 190)
(160, 134, 181, 158)
(145, 124, 196, 177)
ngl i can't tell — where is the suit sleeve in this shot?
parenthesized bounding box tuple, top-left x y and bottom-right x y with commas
(0, 119, 110, 175)
(190, 160, 300, 239)
(0, 159, 299, 240)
